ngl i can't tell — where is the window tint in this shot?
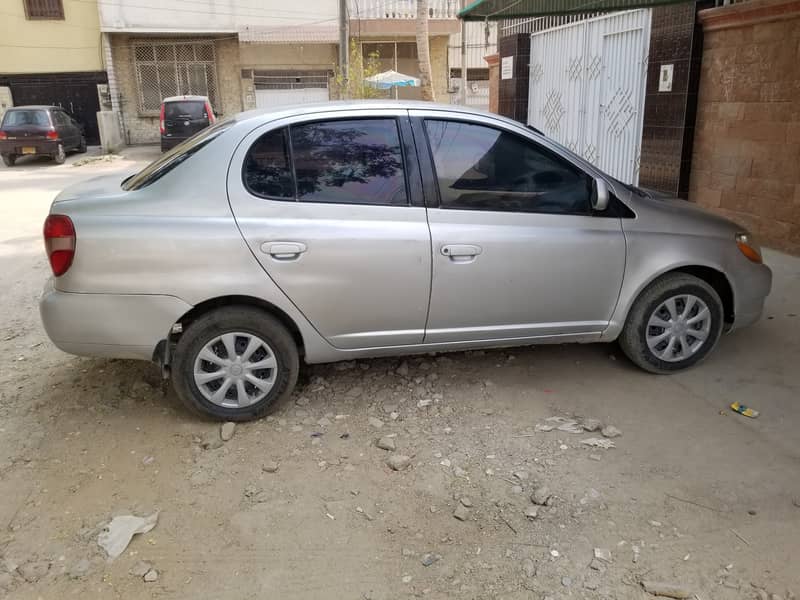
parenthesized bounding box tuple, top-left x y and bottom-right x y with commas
(243, 128, 294, 199)
(2, 110, 50, 127)
(165, 101, 207, 121)
(425, 120, 591, 215)
(290, 119, 407, 206)
(53, 111, 69, 126)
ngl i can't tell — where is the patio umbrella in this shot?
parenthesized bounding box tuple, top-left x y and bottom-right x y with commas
(364, 70, 420, 89)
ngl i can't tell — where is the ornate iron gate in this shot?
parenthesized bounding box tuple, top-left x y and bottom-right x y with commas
(527, 10, 651, 184)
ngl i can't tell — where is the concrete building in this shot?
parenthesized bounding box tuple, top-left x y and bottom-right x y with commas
(0, 0, 107, 144)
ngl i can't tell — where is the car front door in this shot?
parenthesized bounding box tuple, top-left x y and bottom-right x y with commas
(227, 109, 431, 349)
(412, 111, 626, 344)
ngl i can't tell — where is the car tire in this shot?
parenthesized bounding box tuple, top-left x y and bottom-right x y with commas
(172, 306, 299, 421)
(618, 273, 724, 374)
(1, 154, 15, 167)
(53, 143, 66, 164)
(77, 136, 87, 153)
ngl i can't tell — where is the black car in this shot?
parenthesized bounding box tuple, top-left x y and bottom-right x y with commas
(0, 106, 87, 166)
(160, 95, 217, 152)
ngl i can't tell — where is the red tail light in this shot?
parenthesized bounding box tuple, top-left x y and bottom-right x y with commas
(46, 129, 59, 140)
(0, 131, 6, 140)
(43, 214, 75, 277)
(159, 103, 165, 135)
(205, 101, 215, 124)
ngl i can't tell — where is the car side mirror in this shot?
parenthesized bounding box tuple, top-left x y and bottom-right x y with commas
(592, 178, 609, 212)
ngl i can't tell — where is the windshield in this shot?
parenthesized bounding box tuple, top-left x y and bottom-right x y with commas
(2, 110, 50, 127)
(165, 101, 207, 120)
(122, 120, 234, 191)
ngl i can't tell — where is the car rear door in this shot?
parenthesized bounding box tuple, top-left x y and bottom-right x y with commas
(411, 110, 626, 343)
(164, 101, 209, 141)
(53, 111, 77, 148)
(227, 108, 432, 349)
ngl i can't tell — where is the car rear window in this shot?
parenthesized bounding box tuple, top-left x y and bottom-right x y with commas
(164, 101, 207, 120)
(2, 110, 50, 127)
(122, 119, 233, 191)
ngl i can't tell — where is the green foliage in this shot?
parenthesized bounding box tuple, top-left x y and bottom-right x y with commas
(332, 39, 387, 100)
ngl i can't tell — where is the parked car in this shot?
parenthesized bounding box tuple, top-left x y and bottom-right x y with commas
(0, 106, 86, 166)
(160, 95, 216, 152)
(39, 101, 772, 421)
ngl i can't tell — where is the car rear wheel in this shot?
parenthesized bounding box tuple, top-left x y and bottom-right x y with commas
(172, 306, 299, 421)
(618, 273, 724, 374)
(77, 136, 87, 153)
(53, 144, 66, 164)
(1, 154, 15, 167)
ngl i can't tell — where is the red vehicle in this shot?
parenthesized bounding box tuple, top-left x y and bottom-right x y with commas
(0, 106, 86, 166)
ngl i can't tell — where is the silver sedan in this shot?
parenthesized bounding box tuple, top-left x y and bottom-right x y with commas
(39, 101, 772, 421)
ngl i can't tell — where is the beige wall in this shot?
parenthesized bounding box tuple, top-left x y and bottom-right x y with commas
(0, 0, 103, 74)
(690, 0, 800, 255)
(239, 44, 337, 69)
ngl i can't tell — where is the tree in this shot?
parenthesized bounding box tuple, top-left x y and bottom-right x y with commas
(416, 0, 435, 101)
(332, 39, 386, 100)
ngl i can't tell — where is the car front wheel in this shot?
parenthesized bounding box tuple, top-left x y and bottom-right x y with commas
(172, 307, 299, 421)
(619, 273, 724, 374)
(77, 136, 87, 153)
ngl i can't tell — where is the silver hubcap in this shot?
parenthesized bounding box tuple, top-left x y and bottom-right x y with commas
(193, 332, 277, 408)
(646, 294, 712, 363)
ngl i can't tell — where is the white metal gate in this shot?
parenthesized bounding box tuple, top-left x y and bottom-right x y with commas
(253, 71, 330, 109)
(527, 10, 651, 184)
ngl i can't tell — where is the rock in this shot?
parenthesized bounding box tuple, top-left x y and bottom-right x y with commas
(130, 561, 153, 577)
(376, 436, 396, 451)
(459, 497, 473, 508)
(584, 576, 600, 590)
(262, 461, 279, 473)
(589, 454, 602, 461)
(513, 470, 529, 481)
(512, 485, 524, 495)
(421, 553, 441, 567)
(396, 361, 409, 376)
(601, 425, 622, 438)
(201, 436, 223, 450)
(562, 576, 572, 587)
(317, 417, 331, 428)
(368, 417, 384, 429)
(453, 504, 470, 521)
(524, 506, 539, 520)
(594, 548, 612, 562)
(143, 568, 159, 582)
(522, 558, 536, 578)
(220, 422, 236, 441)
(142, 455, 155, 466)
(386, 454, 411, 471)
(69, 558, 91, 579)
(131, 380, 153, 398)
(402, 548, 415, 557)
(401, 575, 413, 584)
(589, 558, 606, 571)
(18, 560, 50, 583)
(291, 425, 303, 433)
(641, 580, 693, 599)
(453, 466, 467, 478)
(531, 485, 551, 505)
(295, 396, 310, 406)
(346, 386, 363, 398)
(417, 398, 432, 408)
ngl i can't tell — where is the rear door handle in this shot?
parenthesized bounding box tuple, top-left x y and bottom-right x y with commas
(441, 244, 482, 262)
(260, 241, 307, 260)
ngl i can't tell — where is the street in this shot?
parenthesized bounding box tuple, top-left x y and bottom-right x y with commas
(0, 150, 798, 599)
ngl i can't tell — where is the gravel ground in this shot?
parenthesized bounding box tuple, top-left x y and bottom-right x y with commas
(1, 150, 799, 600)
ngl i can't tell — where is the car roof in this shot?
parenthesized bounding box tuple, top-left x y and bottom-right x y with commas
(6, 105, 63, 111)
(163, 95, 210, 103)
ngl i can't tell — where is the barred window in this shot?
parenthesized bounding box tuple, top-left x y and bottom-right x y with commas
(132, 40, 218, 115)
(24, 0, 64, 19)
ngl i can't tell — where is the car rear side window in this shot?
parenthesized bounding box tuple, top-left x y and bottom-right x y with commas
(243, 127, 294, 199)
(2, 110, 50, 127)
(290, 118, 407, 206)
(424, 119, 591, 215)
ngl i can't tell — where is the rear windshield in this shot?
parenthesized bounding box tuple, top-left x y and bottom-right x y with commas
(165, 101, 207, 120)
(2, 110, 50, 127)
(122, 119, 233, 191)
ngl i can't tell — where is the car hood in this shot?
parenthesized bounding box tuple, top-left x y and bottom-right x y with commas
(52, 171, 138, 205)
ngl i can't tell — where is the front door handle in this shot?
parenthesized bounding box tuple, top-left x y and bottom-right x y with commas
(441, 244, 482, 262)
(260, 241, 307, 260)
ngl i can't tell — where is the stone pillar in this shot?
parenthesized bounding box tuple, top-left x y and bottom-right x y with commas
(484, 53, 499, 114)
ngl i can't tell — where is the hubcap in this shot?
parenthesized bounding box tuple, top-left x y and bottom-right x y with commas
(646, 294, 712, 363)
(193, 332, 277, 408)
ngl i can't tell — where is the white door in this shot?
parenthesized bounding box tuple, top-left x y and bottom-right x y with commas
(255, 87, 329, 109)
(527, 10, 651, 184)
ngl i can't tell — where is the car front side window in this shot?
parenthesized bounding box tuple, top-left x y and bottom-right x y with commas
(424, 119, 592, 215)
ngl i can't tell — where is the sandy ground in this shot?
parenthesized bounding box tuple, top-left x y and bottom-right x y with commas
(0, 149, 799, 600)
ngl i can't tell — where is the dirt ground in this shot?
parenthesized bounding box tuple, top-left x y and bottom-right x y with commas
(1, 149, 799, 600)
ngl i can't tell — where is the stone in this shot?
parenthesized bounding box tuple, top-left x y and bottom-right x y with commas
(459, 497, 473, 508)
(601, 425, 622, 438)
(262, 461, 279, 473)
(317, 417, 331, 428)
(402, 548, 415, 557)
(589, 558, 606, 571)
(453, 504, 470, 521)
(531, 485, 551, 505)
(346, 386, 363, 398)
(401, 575, 413, 584)
(582, 418, 602, 432)
(368, 417, 384, 429)
(201, 436, 223, 450)
(562, 576, 572, 587)
(513, 470, 529, 481)
(417, 398, 432, 408)
(386, 454, 411, 471)
(220, 422, 236, 441)
(376, 436, 396, 451)
(143, 568, 159, 582)
(524, 506, 539, 520)
(295, 396, 310, 407)
(594, 548, 612, 563)
(584, 576, 600, 590)
(396, 361, 409, 376)
(291, 425, 303, 433)
(421, 553, 441, 567)
(641, 580, 693, 599)
(18, 560, 50, 583)
(589, 454, 602, 461)
(130, 561, 153, 577)
(522, 558, 536, 578)
(69, 558, 91, 579)
(131, 380, 153, 398)
(454, 466, 467, 478)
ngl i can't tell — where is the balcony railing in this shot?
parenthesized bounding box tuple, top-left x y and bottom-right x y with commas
(349, 0, 458, 20)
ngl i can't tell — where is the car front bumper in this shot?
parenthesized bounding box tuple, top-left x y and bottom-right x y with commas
(39, 278, 193, 361)
(730, 261, 772, 332)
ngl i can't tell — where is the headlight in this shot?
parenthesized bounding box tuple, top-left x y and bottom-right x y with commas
(736, 232, 762, 264)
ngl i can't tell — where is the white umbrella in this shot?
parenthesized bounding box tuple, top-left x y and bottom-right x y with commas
(364, 70, 421, 89)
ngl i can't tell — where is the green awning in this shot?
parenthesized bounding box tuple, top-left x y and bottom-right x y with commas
(458, 0, 689, 20)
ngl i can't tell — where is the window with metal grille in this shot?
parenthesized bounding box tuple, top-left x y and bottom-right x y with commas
(24, 0, 64, 19)
(132, 40, 218, 116)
